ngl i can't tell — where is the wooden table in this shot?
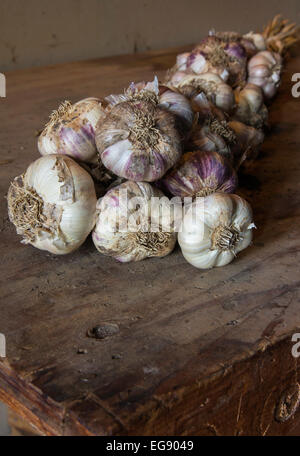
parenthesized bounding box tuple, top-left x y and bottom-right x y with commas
(0, 46, 300, 436)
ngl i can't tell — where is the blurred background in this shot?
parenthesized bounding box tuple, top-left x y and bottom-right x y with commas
(0, 0, 299, 72)
(0, 0, 299, 437)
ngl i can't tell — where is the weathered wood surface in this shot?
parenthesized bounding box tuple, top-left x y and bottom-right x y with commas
(0, 46, 300, 436)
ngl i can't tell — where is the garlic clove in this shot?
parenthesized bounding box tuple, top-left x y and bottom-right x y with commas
(176, 52, 189, 70)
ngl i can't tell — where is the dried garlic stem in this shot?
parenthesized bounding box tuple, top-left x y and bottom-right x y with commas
(211, 224, 241, 252)
(129, 109, 161, 149)
(134, 231, 173, 254)
(45, 100, 73, 128)
(263, 15, 300, 55)
(209, 119, 236, 143)
(8, 177, 49, 242)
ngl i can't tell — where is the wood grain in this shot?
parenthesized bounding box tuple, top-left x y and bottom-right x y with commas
(0, 46, 300, 436)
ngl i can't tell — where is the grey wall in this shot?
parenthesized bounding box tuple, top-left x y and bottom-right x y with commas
(0, 0, 299, 72)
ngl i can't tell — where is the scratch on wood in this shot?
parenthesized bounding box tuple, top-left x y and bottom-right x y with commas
(262, 423, 270, 436)
(236, 392, 243, 423)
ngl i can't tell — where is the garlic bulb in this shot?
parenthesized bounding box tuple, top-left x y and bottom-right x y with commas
(213, 15, 299, 57)
(234, 83, 268, 129)
(38, 98, 107, 164)
(95, 78, 182, 182)
(7, 155, 97, 254)
(187, 116, 235, 161)
(248, 51, 282, 100)
(159, 150, 237, 198)
(173, 72, 235, 113)
(92, 181, 177, 262)
(178, 193, 255, 269)
(188, 117, 264, 167)
(228, 120, 265, 165)
(185, 36, 247, 87)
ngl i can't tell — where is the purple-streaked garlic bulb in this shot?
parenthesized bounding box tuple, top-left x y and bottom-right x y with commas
(173, 72, 235, 113)
(95, 78, 183, 182)
(106, 77, 194, 133)
(234, 83, 268, 129)
(38, 98, 107, 164)
(185, 36, 247, 87)
(187, 115, 235, 161)
(92, 180, 177, 262)
(159, 150, 237, 198)
(213, 30, 265, 58)
(187, 117, 264, 167)
(247, 51, 282, 100)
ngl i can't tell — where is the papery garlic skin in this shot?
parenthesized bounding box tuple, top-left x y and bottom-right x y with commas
(38, 98, 106, 164)
(159, 150, 237, 198)
(96, 80, 182, 182)
(243, 32, 266, 53)
(158, 86, 194, 132)
(92, 181, 177, 262)
(234, 83, 268, 129)
(248, 51, 282, 99)
(228, 120, 265, 164)
(178, 193, 254, 269)
(7, 155, 97, 254)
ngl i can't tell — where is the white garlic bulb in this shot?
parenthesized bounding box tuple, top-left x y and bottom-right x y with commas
(38, 98, 107, 164)
(234, 83, 268, 129)
(92, 180, 177, 262)
(178, 193, 255, 269)
(248, 51, 282, 99)
(175, 72, 235, 113)
(7, 155, 97, 254)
